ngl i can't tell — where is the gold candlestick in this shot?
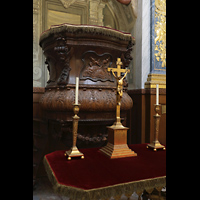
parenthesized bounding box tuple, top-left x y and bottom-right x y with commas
(64, 103, 84, 160)
(147, 104, 165, 151)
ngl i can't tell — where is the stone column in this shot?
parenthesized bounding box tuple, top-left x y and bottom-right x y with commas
(130, 0, 150, 89)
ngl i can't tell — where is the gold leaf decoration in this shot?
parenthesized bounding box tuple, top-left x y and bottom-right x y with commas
(154, 0, 166, 68)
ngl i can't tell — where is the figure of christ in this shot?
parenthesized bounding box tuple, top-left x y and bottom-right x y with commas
(107, 58, 130, 125)
(110, 69, 129, 106)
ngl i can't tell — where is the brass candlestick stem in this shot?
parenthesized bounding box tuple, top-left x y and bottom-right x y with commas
(64, 104, 84, 160)
(147, 104, 165, 151)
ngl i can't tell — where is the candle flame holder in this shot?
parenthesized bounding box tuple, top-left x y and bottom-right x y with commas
(64, 103, 84, 160)
(147, 104, 166, 151)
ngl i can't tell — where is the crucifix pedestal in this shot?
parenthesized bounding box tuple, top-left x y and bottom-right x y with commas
(99, 58, 137, 159)
(100, 125, 137, 159)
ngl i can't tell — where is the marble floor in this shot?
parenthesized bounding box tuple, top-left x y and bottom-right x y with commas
(33, 176, 70, 200)
(33, 176, 166, 200)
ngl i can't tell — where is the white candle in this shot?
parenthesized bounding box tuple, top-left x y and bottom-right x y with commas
(156, 84, 159, 105)
(75, 77, 79, 104)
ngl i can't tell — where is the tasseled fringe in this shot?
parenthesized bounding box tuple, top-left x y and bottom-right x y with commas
(43, 156, 166, 200)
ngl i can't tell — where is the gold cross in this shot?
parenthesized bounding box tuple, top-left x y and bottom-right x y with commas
(107, 58, 130, 78)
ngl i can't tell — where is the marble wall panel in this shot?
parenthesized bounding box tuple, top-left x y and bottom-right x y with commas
(141, 0, 150, 88)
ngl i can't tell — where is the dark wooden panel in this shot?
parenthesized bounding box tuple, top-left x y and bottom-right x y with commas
(128, 89, 166, 145)
(33, 87, 48, 187)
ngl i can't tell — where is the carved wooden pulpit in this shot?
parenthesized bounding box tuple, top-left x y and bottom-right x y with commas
(39, 23, 134, 149)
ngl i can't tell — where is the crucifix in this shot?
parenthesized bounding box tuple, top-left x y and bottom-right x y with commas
(108, 58, 130, 127)
(100, 58, 137, 159)
(108, 58, 130, 78)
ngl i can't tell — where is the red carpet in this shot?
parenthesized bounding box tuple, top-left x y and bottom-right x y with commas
(44, 143, 166, 190)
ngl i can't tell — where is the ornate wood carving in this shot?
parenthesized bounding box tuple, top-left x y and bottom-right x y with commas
(40, 88, 133, 112)
(39, 23, 134, 149)
(121, 40, 133, 68)
(80, 51, 114, 82)
(54, 36, 73, 86)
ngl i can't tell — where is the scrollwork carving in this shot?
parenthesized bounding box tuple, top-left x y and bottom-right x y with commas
(54, 36, 73, 86)
(121, 40, 133, 68)
(57, 64, 71, 86)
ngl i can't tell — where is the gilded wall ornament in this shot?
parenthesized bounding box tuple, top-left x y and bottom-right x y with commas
(154, 0, 166, 68)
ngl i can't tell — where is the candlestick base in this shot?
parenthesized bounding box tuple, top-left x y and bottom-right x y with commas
(64, 146, 84, 160)
(146, 104, 166, 151)
(147, 142, 165, 151)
